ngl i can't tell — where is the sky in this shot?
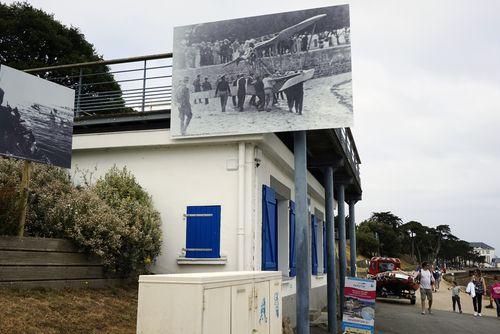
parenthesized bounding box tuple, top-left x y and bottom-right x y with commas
(5, 0, 500, 253)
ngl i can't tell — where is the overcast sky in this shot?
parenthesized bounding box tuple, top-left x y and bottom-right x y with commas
(7, 0, 500, 253)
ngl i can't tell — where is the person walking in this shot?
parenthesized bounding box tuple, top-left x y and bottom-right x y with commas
(472, 269, 486, 316)
(415, 261, 435, 315)
(262, 74, 275, 112)
(490, 278, 500, 318)
(433, 267, 442, 292)
(215, 75, 231, 113)
(193, 74, 202, 104)
(237, 74, 246, 112)
(176, 77, 192, 136)
(201, 77, 212, 105)
(449, 281, 463, 313)
(254, 76, 265, 111)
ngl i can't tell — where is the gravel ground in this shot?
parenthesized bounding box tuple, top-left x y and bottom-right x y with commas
(172, 72, 353, 138)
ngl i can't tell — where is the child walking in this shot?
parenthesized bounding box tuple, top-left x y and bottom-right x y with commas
(450, 281, 462, 313)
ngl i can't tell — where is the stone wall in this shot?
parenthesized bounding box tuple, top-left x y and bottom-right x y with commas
(174, 45, 351, 86)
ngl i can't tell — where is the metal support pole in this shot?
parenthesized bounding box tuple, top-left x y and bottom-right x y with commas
(325, 167, 337, 333)
(141, 59, 147, 112)
(294, 131, 310, 334)
(337, 183, 347, 316)
(349, 201, 357, 277)
(76, 67, 83, 116)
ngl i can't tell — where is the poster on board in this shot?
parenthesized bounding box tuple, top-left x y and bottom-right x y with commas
(342, 277, 377, 334)
(0, 65, 74, 168)
(172, 4, 353, 138)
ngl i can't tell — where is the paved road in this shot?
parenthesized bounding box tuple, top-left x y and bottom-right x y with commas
(375, 299, 499, 334)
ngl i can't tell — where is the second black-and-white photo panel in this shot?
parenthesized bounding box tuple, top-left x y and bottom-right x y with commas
(0, 65, 75, 168)
(172, 4, 353, 138)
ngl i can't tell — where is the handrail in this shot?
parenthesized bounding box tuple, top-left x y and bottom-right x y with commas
(24, 53, 173, 73)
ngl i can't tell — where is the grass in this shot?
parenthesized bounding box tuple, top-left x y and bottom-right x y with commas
(0, 285, 138, 334)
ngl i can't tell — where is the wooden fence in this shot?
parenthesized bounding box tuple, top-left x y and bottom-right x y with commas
(0, 236, 121, 289)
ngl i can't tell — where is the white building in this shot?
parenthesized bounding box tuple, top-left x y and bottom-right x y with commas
(469, 242, 495, 266)
(71, 112, 362, 324)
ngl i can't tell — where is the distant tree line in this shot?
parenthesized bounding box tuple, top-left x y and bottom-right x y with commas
(355, 211, 485, 267)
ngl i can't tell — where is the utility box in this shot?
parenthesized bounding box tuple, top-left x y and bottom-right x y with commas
(136, 271, 282, 334)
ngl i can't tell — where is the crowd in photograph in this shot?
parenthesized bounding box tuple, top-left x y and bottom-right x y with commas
(176, 27, 350, 69)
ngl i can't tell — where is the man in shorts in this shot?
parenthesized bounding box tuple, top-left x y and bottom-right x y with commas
(415, 261, 435, 315)
(176, 77, 192, 135)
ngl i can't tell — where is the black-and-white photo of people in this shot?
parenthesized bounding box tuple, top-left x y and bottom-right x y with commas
(172, 4, 353, 137)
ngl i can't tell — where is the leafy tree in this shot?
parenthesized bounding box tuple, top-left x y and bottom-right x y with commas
(0, 2, 126, 114)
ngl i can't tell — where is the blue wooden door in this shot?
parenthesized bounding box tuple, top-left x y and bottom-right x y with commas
(311, 214, 318, 275)
(262, 185, 278, 270)
(185, 205, 221, 258)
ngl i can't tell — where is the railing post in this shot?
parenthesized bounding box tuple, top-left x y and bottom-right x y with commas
(142, 59, 147, 112)
(76, 67, 83, 116)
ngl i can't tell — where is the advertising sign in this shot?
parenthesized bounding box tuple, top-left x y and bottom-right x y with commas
(0, 65, 75, 168)
(172, 4, 353, 138)
(342, 277, 377, 334)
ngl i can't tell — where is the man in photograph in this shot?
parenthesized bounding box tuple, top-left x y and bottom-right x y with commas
(254, 75, 265, 111)
(193, 74, 202, 104)
(237, 73, 246, 112)
(215, 75, 231, 113)
(176, 77, 192, 135)
(0, 87, 8, 145)
(202, 77, 212, 105)
(262, 74, 275, 112)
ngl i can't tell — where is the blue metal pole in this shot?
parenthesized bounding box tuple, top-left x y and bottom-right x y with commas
(325, 167, 337, 333)
(337, 183, 347, 316)
(294, 131, 310, 334)
(349, 201, 357, 277)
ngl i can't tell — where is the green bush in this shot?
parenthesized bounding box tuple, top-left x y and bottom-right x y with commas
(93, 166, 162, 275)
(0, 159, 162, 276)
(0, 158, 21, 235)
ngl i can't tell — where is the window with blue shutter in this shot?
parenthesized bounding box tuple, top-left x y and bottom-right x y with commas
(311, 214, 318, 275)
(289, 200, 296, 277)
(323, 222, 327, 273)
(185, 205, 221, 258)
(262, 185, 278, 271)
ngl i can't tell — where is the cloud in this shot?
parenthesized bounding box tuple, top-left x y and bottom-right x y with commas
(5, 0, 500, 251)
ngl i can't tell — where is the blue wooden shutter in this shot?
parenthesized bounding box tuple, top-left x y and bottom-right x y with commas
(311, 214, 318, 275)
(185, 205, 221, 258)
(262, 185, 278, 271)
(323, 222, 327, 273)
(289, 200, 296, 277)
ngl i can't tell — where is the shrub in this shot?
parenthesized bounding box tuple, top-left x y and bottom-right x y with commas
(93, 167, 162, 275)
(46, 188, 125, 272)
(0, 159, 162, 276)
(0, 158, 21, 235)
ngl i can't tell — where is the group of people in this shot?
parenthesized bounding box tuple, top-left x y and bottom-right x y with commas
(218, 72, 304, 114)
(415, 261, 500, 318)
(177, 27, 350, 69)
(0, 87, 42, 160)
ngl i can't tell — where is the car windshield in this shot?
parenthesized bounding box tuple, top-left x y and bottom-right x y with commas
(379, 262, 395, 272)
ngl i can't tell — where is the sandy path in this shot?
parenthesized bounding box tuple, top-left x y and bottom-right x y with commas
(418, 279, 497, 318)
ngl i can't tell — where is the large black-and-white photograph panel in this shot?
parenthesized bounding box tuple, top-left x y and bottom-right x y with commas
(172, 4, 352, 138)
(0, 65, 74, 168)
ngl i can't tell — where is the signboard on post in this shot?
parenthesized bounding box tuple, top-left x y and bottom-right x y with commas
(342, 277, 377, 334)
(0, 65, 75, 168)
(172, 4, 353, 138)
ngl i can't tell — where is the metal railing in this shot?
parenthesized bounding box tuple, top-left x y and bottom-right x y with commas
(334, 128, 361, 187)
(24, 53, 360, 184)
(25, 53, 173, 117)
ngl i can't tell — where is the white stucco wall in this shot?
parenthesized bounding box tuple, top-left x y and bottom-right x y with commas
(71, 129, 332, 295)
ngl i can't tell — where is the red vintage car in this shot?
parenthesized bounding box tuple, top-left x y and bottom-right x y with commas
(367, 257, 419, 304)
